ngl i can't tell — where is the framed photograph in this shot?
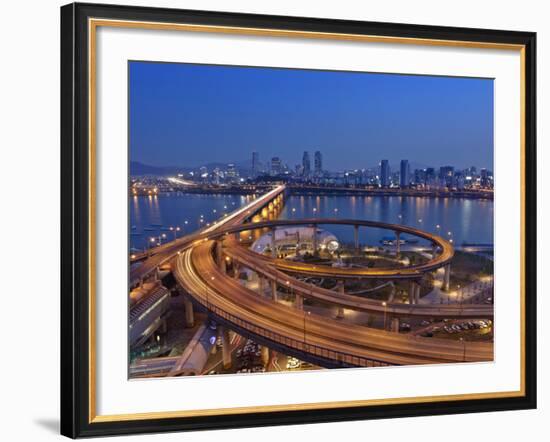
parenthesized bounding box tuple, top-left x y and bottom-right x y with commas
(60, 2, 537, 438)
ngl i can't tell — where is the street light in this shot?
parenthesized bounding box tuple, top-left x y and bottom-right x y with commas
(382, 301, 388, 330)
(169, 226, 181, 240)
(303, 310, 311, 348)
(459, 337, 466, 361)
(206, 276, 215, 310)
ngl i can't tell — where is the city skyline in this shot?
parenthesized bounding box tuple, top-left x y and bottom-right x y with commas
(128, 63, 495, 379)
(130, 62, 494, 170)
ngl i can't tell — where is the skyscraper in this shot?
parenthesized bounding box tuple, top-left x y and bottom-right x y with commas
(380, 160, 390, 187)
(302, 151, 311, 178)
(226, 163, 238, 179)
(439, 166, 455, 188)
(400, 160, 410, 188)
(251, 151, 259, 177)
(271, 157, 282, 176)
(480, 168, 488, 187)
(425, 167, 436, 188)
(314, 151, 322, 176)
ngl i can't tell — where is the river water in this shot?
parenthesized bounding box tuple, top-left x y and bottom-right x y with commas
(129, 193, 493, 251)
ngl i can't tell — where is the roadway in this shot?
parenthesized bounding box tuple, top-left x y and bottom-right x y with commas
(129, 185, 286, 286)
(221, 238, 494, 319)
(204, 217, 455, 279)
(173, 240, 493, 366)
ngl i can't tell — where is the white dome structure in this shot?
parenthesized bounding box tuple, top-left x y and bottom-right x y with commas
(251, 226, 339, 257)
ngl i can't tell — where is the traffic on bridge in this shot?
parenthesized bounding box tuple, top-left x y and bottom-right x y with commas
(129, 185, 494, 375)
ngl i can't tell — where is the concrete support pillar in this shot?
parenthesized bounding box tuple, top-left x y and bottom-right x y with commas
(337, 281, 345, 318)
(259, 275, 266, 296)
(408, 281, 417, 305)
(220, 327, 231, 369)
(388, 282, 396, 302)
(354, 225, 359, 251)
(216, 242, 226, 273)
(432, 243, 438, 259)
(295, 293, 303, 310)
(391, 317, 400, 333)
(261, 346, 270, 366)
(233, 263, 240, 280)
(271, 227, 277, 258)
(415, 282, 421, 304)
(443, 264, 451, 291)
(183, 296, 194, 328)
(271, 279, 278, 301)
(395, 231, 401, 257)
(311, 224, 318, 255)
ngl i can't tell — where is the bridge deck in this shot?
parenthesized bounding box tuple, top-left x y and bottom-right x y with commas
(173, 241, 493, 366)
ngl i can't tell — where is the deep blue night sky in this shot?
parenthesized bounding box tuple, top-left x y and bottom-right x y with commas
(129, 61, 494, 171)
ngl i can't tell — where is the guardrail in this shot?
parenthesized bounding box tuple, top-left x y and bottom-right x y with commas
(192, 296, 390, 368)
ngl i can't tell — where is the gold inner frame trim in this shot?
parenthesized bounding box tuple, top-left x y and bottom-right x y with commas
(88, 17, 527, 424)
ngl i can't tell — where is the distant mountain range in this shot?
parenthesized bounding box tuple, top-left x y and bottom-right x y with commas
(131, 160, 442, 177)
(130, 160, 252, 176)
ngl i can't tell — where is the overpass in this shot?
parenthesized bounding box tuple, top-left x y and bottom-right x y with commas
(131, 185, 493, 368)
(220, 236, 493, 319)
(129, 184, 286, 287)
(173, 241, 493, 367)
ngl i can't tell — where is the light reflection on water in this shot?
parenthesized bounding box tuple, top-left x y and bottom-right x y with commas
(129, 193, 493, 252)
(129, 193, 248, 251)
(278, 195, 493, 247)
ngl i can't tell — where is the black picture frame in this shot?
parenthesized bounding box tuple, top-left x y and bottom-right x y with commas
(61, 2, 537, 438)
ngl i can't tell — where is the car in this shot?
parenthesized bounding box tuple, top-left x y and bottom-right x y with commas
(420, 320, 431, 326)
(286, 357, 301, 370)
(420, 332, 433, 338)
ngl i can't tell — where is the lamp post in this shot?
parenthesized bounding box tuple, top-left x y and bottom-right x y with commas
(169, 226, 181, 240)
(206, 276, 215, 312)
(148, 237, 157, 255)
(460, 337, 466, 362)
(303, 310, 311, 348)
(382, 301, 388, 330)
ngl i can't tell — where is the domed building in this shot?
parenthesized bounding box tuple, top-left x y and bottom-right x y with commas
(250, 226, 339, 258)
